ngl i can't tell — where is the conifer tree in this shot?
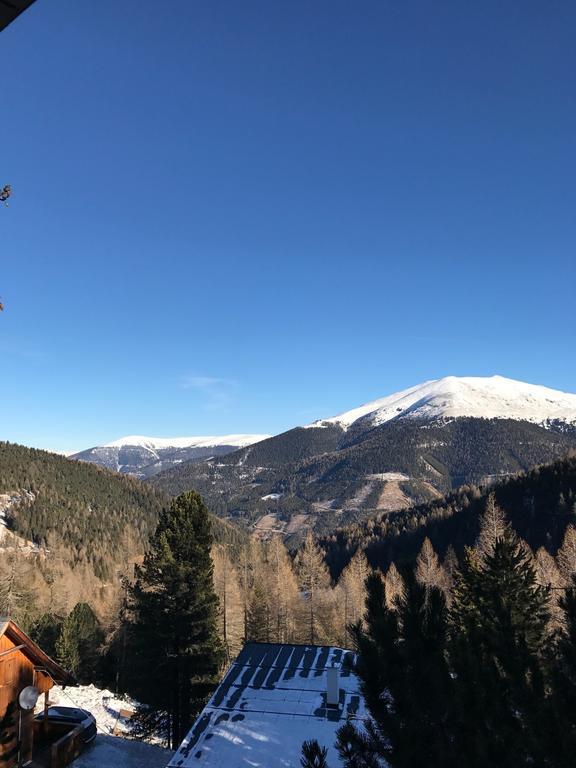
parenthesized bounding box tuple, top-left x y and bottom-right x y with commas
(384, 563, 405, 610)
(534, 546, 564, 631)
(0, 548, 37, 631)
(212, 545, 244, 660)
(450, 531, 550, 766)
(475, 492, 508, 562)
(247, 579, 270, 642)
(126, 491, 224, 748)
(338, 549, 369, 643)
(336, 571, 456, 768)
(296, 533, 331, 644)
(301, 740, 329, 768)
(415, 537, 446, 593)
(547, 577, 576, 767)
(56, 602, 103, 681)
(29, 612, 64, 659)
(557, 525, 576, 583)
(264, 537, 300, 643)
(239, 539, 264, 641)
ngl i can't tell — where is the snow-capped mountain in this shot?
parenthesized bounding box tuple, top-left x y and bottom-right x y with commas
(71, 434, 270, 478)
(307, 376, 576, 430)
(103, 434, 270, 451)
(151, 376, 576, 539)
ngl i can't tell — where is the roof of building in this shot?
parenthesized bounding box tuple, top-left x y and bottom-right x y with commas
(0, 618, 74, 685)
(168, 642, 366, 768)
(0, 0, 37, 33)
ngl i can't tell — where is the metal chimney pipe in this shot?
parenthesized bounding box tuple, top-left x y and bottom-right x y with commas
(326, 662, 340, 708)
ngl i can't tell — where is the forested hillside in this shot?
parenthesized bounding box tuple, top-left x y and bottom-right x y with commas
(151, 417, 576, 539)
(323, 454, 576, 577)
(0, 442, 165, 576)
(0, 442, 246, 621)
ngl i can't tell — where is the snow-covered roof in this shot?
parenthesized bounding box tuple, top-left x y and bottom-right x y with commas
(167, 642, 365, 768)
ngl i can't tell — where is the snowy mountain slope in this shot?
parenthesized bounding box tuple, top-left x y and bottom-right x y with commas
(307, 376, 576, 430)
(104, 434, 270, 451)
(151, 376, 576, 539)
(72, 434, 270, 478)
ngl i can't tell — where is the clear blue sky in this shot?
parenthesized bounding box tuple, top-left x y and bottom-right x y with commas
(2, 0, 575, 453)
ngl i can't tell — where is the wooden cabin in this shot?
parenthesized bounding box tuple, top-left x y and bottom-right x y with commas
(0, 618, 74, 768)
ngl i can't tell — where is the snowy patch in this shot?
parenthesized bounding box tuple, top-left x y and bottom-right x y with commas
(261, 493, 283, 501)
(71, 735, 171, 768)
(42, 684, 140, 738)
(367, 472, 410, 482)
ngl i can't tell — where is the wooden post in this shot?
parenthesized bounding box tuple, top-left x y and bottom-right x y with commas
(43, 691, 49, 737)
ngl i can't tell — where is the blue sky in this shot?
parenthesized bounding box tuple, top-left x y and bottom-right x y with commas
(2, 0, 575, 453)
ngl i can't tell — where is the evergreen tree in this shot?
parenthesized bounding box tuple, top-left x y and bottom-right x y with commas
(247, 580, 270, 642)
(336, 571, 456, 768)
(126, 491, 224, 748)
(449, 531, 551, 766)
(547, 577, 576, 766)
(301, 740, 329, 768)
(56, 602, 103, 682)
(29, 612, 64, 659)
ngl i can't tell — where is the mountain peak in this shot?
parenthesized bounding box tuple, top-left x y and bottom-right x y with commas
(307, 376, 576, 430)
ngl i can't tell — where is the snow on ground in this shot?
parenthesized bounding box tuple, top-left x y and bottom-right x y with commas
(42, 685, 173, 768)
(305, 375, 576, 431)
(44, 684, 140, 737)
(367, 472, 410, 481)
(72, 735, 171, 768)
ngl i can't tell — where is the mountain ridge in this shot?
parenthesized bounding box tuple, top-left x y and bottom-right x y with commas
(149, 376, 576, 539)
(71, 433, 269, 478)
(306, 375, 576, 430)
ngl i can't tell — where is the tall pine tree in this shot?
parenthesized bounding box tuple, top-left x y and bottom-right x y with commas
(336, 571, 456, 768)
(56, 602, 103, 682)
(449, 530, 551, 767)
(126, 491, 224, 748)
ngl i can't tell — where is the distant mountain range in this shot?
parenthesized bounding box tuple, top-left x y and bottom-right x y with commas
(71, 434, 270, 478)
(148, 376, 576, 538)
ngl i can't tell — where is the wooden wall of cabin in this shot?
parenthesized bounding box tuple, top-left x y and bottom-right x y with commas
(0, 633, 52, 767)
